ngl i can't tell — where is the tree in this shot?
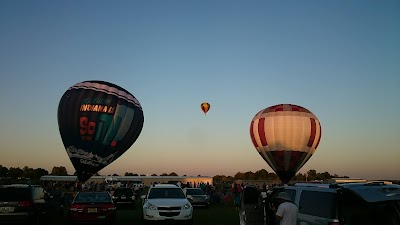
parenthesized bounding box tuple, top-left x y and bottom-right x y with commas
(234, 172, 245, 180)
(151, 174, 158, 176)
(0, 165, 9, 177)
(226, 176, 234, 181)
(307, 169, 317, 181)
(169, 172, 178, 176)
(244, 171, 255, 180)
(33, 168, 49, 180)
(213, 175, 227, 182)
(8, 167, 23, 179)
(254, 169, 269, 180)
(125, 172, 135, 176)
(267, 172, 278, 180)
(318, 171, 332, 180)
(51, 166, 68, 176)
(23, 166, 35, 180)
(160, 173, 168, 176)
(293, 173, 306, 181)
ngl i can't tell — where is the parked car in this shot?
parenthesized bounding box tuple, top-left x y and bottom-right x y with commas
(68, 191, 116, 224)
(0, 184, 47, 225)
(112, 187, 135, 208)
(183, 188, 210, 207)
(141, 184, 193, 224)
(265, 182, 400, 225)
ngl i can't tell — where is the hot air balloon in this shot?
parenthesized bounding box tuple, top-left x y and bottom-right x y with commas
(57, 80, 144, 183)
(201, 102, 210, 115)
(249, 104, 321, 183)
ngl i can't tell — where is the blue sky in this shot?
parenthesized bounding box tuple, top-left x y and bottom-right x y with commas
(0, 0, 399, 180)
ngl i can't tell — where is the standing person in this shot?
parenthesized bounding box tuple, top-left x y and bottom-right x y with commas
(234, 193, 241, 211)
(274, 192, 298, 225)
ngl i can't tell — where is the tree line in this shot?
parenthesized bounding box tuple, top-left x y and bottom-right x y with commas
(1, 165, 352, 183)
(213, 169, 350, 182)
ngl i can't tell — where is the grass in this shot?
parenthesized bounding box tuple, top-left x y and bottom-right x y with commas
(40, 200, 240, 225)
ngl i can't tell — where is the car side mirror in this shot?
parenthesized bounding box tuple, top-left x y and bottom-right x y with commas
(187, 195, 193, 201)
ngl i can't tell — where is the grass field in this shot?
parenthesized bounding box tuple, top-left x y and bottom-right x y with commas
(41, 201, 240, 225)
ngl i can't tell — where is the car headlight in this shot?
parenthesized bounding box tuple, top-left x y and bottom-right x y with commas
(183, 203, 192, 210)
(144, 203, 157, 210)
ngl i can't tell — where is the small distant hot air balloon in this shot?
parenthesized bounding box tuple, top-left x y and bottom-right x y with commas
(249, 104, 321, 184)
(58, 80, 144, 183)
(200, 102, 210, 115)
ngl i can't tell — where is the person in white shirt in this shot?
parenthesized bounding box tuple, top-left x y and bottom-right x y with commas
(274, 192, 298, 225)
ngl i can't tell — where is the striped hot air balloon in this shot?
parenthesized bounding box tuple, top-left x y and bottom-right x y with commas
(58, 80, 144, 182)
(201, 102, 210, 115)
(249, 104, 321, 183)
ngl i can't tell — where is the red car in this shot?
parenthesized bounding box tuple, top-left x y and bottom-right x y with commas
(68, 191, 116, 224)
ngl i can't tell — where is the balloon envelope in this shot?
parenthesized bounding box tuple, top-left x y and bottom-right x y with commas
(249, 104, 321, 183)
(201, 102, 210, 115)
(58, 80, 144, 182)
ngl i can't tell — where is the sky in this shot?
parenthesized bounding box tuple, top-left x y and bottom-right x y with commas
(0, 0, 399, 180)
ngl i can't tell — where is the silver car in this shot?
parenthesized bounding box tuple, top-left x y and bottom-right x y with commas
(183, 188, 210, 207)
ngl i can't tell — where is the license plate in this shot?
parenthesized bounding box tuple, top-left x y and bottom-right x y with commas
(98, 215, 106, 219)
(121, 196, 126, 199)
(0, 207, 14, 213)
(88, 208, 97, 213)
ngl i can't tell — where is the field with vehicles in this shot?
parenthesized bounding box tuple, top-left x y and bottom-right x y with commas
(40, 202, 240, 225)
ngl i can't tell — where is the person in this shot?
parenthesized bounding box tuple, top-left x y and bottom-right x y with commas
(261, 190, 268, 207)
(234, 193, 241, 211)
(224, 193, 230, 205)
(274, 192, 298, 225)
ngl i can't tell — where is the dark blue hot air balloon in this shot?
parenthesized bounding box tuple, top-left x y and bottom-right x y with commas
(57, 80, 144, 182)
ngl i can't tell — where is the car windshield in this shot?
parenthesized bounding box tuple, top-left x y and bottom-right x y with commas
(186, 189, 205, 195)
(148, 188, 185, 199)
(114, 188, 133, 196)
(0, 187, 31, 201)
(74, 192, 111, 202)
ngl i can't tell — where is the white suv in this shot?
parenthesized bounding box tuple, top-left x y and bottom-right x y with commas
(141, 184, 193, 224)
(265, 182, 400, 225)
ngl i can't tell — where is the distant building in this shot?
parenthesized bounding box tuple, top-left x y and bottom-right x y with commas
(40, 175, 213, 187)
(325, 178, 367, 183)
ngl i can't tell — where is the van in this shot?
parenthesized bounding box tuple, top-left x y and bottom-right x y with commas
(0, 184, 47, 225)
(266, 182, 400, 225)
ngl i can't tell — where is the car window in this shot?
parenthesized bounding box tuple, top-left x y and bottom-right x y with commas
(284, 189, 296, 202)
(340, 191, 400, 225)
(299, 190, 337, 218)
(148, 188, 185, 199)
(186, 189, 205, 195)
(0, 187, 31, 201)
(114, 188, 133, 196)
(75, 192, 111, 202)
